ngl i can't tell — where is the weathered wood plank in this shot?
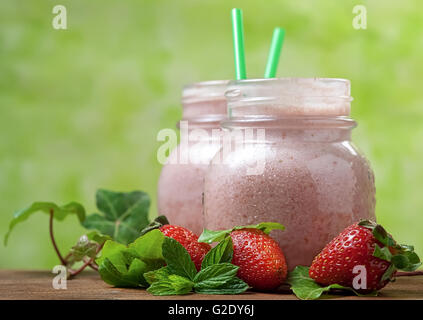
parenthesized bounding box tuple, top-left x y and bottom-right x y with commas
(0, 270, 422, 300)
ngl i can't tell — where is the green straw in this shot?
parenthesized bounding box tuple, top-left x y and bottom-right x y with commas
(231, 8, 247, 80)
(264, 27, 285, 78)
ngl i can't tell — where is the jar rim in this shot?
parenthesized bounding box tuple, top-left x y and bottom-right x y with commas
(182, 80, 230, 104)
(226, 77, 352, 117)
(226, 77, 351, 99)
(227, 77, 350, 86)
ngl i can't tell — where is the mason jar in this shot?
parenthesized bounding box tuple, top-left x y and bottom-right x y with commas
(203, 78, 376, 269)
(157, 80, 228, 235)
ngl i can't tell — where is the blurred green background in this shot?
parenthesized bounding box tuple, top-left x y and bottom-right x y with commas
(1, 0, 422, 269)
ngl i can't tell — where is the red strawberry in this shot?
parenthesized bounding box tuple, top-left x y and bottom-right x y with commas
(309, 220, 421, 292)
(159, 224, 211, 271)
(230, 228, 287, 291)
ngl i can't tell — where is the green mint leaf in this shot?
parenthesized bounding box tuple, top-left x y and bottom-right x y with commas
(143, 266, 194, 296)
(4, 201, 85, 245)
(373, 244, 392, 262)
(194, 263, 239, 284)
(287, 266, 377, 300)
(162, 237, 197, 281)
(193, 263, 248, 294)
(201, 237, 233, 269)
(144, 240, 248, 296)
(144, 267, 171, 285)
(194, 277, 249, 295)
(139, 215, 169, 236)
(147, 275, 194, 296)
(82, 189, 150, 245)
(198, 222, 285, 243)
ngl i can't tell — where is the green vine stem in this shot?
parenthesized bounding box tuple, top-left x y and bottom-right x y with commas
(49, 209, 102, 277)
(396, 271, 423, 277)
(68, 242, 104, 277)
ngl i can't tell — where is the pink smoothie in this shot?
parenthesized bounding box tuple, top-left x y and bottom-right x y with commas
(203, 78, 376, 269)
(157, 81, 228, 235)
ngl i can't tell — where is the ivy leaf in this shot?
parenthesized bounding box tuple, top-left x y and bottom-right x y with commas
(96, 240, 129, 273)
(99, 257, 148, 288)
(287, 266, 378, 300)
(67, 232, 112, 267)
(82, 189, 150, 244)
(128, 229, 165, 270)
(198, 222, 285, 244)
(69, 235, 98, 263)
(4, 201, 85, 245)
(86, 231, 112, 245)
(96, 230, 166, 288)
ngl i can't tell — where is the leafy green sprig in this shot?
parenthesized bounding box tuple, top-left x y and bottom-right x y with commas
(4, 189, 153, 278)
(145, 237, 249, 295)
(287, 266, 378, 300)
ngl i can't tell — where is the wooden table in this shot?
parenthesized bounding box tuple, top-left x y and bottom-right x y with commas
(0, 270, 422, 300)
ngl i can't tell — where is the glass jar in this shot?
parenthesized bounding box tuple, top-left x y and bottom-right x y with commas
(157, 80, 228, 235)
(203, 78, 376, 269)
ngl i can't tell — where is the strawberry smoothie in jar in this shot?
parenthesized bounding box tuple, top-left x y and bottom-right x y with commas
(203, 78, 376, 269)
(157, 80, 228, 235)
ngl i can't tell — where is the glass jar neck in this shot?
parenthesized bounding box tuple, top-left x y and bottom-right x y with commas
(221, 116, 356, 143)
(226, 77, 352, 119)
(181, 80, 229, 125)
(177, 119, 223, 130)
(181, 98, 227, 124)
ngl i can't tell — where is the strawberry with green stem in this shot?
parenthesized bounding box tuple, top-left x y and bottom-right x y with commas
(309, 220, 421, 292)
(199, 222, 287, 291)
(141, 216, 211, 271)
